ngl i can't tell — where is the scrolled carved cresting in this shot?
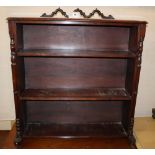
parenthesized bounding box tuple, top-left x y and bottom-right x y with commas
(41, 7, 114, 19)
(41, 7, 69, 18)
(73, 8, 114, 19)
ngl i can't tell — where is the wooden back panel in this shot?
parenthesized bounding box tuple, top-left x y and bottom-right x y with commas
(23, 25, 130, 50)
(26, 101, 124, 124)
(24, 57, 127, 89)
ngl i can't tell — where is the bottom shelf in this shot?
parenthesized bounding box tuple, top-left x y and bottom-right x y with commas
(24, 122, 127, 138)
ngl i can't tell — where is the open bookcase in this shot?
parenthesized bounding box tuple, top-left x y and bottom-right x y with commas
(8, 18, 147, 148)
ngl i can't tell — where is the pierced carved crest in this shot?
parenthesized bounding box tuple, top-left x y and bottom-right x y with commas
(74, 8, 114, 19)
(41, 7, 69, 18)
(41, 7, 114, 19)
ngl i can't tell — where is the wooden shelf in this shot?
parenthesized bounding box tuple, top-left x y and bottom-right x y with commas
(20, 88, 131, 101)
(24, 122, 127, 138)
(17, 49, 136, 58)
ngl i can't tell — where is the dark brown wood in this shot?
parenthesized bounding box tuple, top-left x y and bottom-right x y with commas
(8, 17, 147, 148)
(127, 24, 146, 148)
(26, 101, 124, 124)
(7, 17, 147, 25)
(22, 25, 129, 50)
(8, 20, 24, 145)
(24, 58, 127, 89)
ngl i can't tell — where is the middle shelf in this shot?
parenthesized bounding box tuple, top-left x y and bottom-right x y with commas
(20, 88, 131, 101)
(17, 49, 136, 58)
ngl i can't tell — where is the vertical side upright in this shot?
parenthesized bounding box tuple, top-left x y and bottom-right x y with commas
(8, 20, 23, 145)
(128, 23, 146, 148)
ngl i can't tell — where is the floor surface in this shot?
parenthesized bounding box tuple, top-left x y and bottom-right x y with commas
(134, 117, 155, 149)
(0, 131, 9, 148)
(2, 125, 131, 149)
(0, 117, 155, 149)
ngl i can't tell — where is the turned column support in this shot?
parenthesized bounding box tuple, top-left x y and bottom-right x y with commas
(9, 28, 23, 145)
(14, 119, 22, 145)
(128, 117, 136, 148)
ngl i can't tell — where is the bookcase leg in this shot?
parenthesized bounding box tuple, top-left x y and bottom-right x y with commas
(152, 108, 155, 119)
(14, 137, 22, 148)
(14, 119, 22, 146)
(128, 134, 137, 149)
(128, 118, 137, 149)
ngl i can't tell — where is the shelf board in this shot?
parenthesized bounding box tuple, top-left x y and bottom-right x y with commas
(20, 88, 131, 101)
(17, 49, 136, 58)
(24, 122, 127, 138)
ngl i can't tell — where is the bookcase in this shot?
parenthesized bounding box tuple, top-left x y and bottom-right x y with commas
(8, 17, 147, 148)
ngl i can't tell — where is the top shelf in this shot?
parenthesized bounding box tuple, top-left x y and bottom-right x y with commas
(17, 49, 136, 58)
(20, 87, 131, 101)
(7, 17, 147, 25)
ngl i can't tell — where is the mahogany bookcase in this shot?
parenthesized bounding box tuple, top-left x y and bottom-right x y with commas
(8, 17, 147, 148)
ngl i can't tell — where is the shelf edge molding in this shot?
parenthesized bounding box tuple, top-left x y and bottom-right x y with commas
(17, 49, 136, 58)
(20, 88, 131, 101)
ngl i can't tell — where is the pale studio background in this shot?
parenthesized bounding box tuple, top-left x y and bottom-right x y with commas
(0, 6, 155, 129)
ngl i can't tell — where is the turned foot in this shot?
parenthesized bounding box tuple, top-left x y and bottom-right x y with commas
(152, 108, 155, 119)
(14, 118, 23, 147)
(14, 135, 22, 146)
(128, 135, 137, 149)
